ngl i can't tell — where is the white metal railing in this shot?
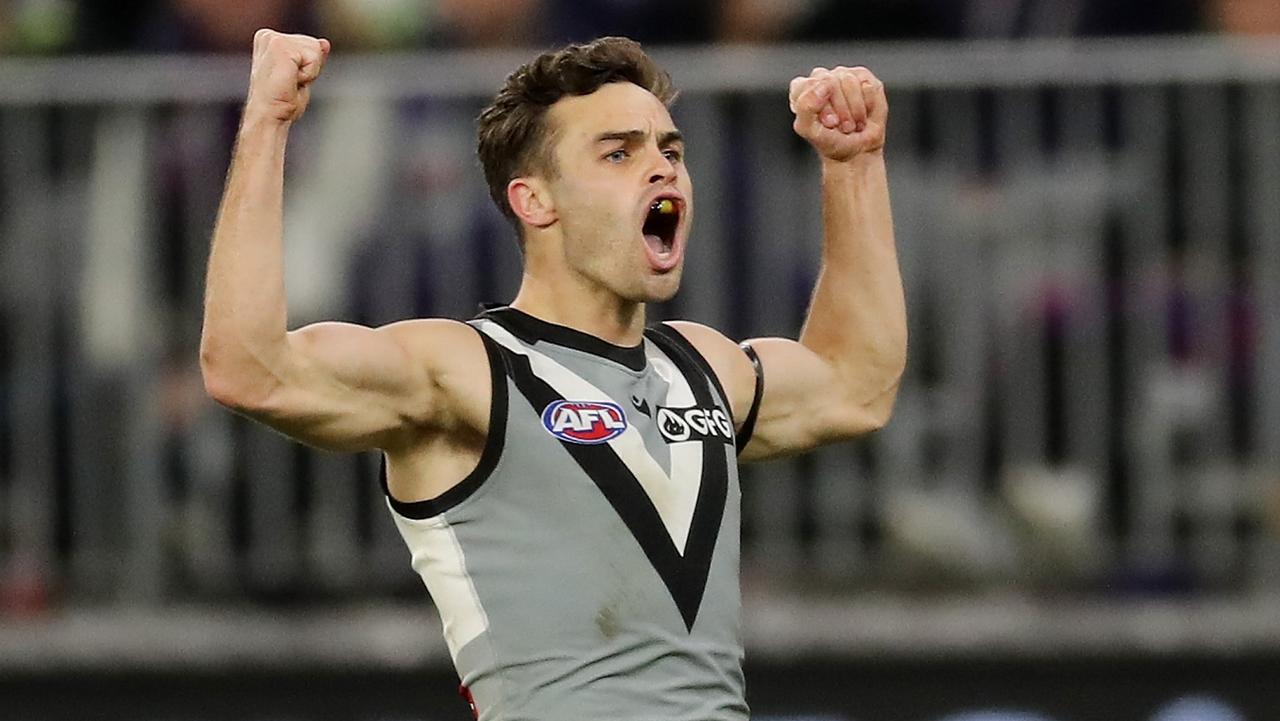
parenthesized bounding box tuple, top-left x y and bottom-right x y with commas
(3, 37, 1280, 104)
(2, 38, 1280, 658)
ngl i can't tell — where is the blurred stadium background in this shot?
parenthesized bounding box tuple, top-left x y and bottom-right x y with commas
(2, 1, 1280, 719)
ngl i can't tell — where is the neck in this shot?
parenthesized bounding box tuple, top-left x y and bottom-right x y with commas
(510, 272, 646, 346)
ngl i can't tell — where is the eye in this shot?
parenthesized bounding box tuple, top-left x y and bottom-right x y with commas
(604, 149, 629, 163)
(662, 148, 683, 163)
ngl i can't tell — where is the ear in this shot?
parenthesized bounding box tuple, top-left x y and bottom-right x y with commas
(507, 177, 557, 229)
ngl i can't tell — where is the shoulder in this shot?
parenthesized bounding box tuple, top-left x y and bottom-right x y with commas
(382, 317, 486, 355)
(381, 317, 492, 380)
(660, 321, 742, 370)
(659, 321, 757, 424)
(382, 318, 496, 428)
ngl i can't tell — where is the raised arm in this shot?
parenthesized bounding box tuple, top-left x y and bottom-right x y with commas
(673, 66, 906, 461)
(199, 30, 480, 453)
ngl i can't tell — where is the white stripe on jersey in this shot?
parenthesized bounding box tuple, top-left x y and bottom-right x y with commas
(647, 351, 703, 547)
(389, 508, 490, 660)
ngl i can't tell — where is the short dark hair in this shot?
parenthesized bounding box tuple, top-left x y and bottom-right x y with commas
(476, 36, 677, 234)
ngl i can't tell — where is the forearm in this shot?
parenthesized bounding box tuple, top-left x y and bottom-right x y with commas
(798, 151, 907, 412)
(199, 116, 293, 401)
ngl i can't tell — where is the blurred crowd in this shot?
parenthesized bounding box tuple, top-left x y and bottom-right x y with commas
(4, 0, 1280, 622)
(1, 0, 1279, 55)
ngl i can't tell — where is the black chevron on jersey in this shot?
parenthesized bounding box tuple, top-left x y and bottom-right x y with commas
(496, 346, 727, 632)
(643, 325, 730, 608)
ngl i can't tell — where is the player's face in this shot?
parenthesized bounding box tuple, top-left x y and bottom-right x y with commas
(542, 82, 693, 303)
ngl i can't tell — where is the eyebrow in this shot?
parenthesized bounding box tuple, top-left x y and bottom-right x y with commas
(594, 129, 685, 146)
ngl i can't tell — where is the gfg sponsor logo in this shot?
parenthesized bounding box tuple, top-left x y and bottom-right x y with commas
(542, 400, 628, 444)
(656, 406, 733, 444)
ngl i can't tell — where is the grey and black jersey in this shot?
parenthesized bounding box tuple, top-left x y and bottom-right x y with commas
(384, 306, 749, 721)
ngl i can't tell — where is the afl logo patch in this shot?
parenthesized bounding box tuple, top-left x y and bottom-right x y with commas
(542, 400, 628, 444)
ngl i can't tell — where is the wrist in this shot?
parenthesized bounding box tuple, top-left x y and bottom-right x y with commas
(821, 150, 885, 179)
(238, 106, 292, 141)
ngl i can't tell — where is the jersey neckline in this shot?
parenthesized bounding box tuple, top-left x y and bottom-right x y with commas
(477, 305, 648, 372)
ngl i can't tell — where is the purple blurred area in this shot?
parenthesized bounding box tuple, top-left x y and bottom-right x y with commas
(1, 0, 1279, 55)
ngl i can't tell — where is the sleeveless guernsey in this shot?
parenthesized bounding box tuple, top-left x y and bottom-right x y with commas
(384, 306, 749, 721)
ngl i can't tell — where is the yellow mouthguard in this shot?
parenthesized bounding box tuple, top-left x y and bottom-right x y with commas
(654, 199, 676, 215)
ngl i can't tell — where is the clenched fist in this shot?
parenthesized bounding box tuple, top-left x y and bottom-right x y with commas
(245, 29, 331, 125)
(789, 66, 887, 162)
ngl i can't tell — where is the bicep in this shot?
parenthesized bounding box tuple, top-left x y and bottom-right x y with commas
(663, 322, 884, 462)
(241, 319, 459, 452)
(737, 337, 884, 461)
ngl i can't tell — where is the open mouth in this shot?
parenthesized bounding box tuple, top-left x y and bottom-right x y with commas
(642, 198, 680, 257)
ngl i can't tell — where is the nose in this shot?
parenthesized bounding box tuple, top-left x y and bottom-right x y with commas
(646, 146, 677, 185)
